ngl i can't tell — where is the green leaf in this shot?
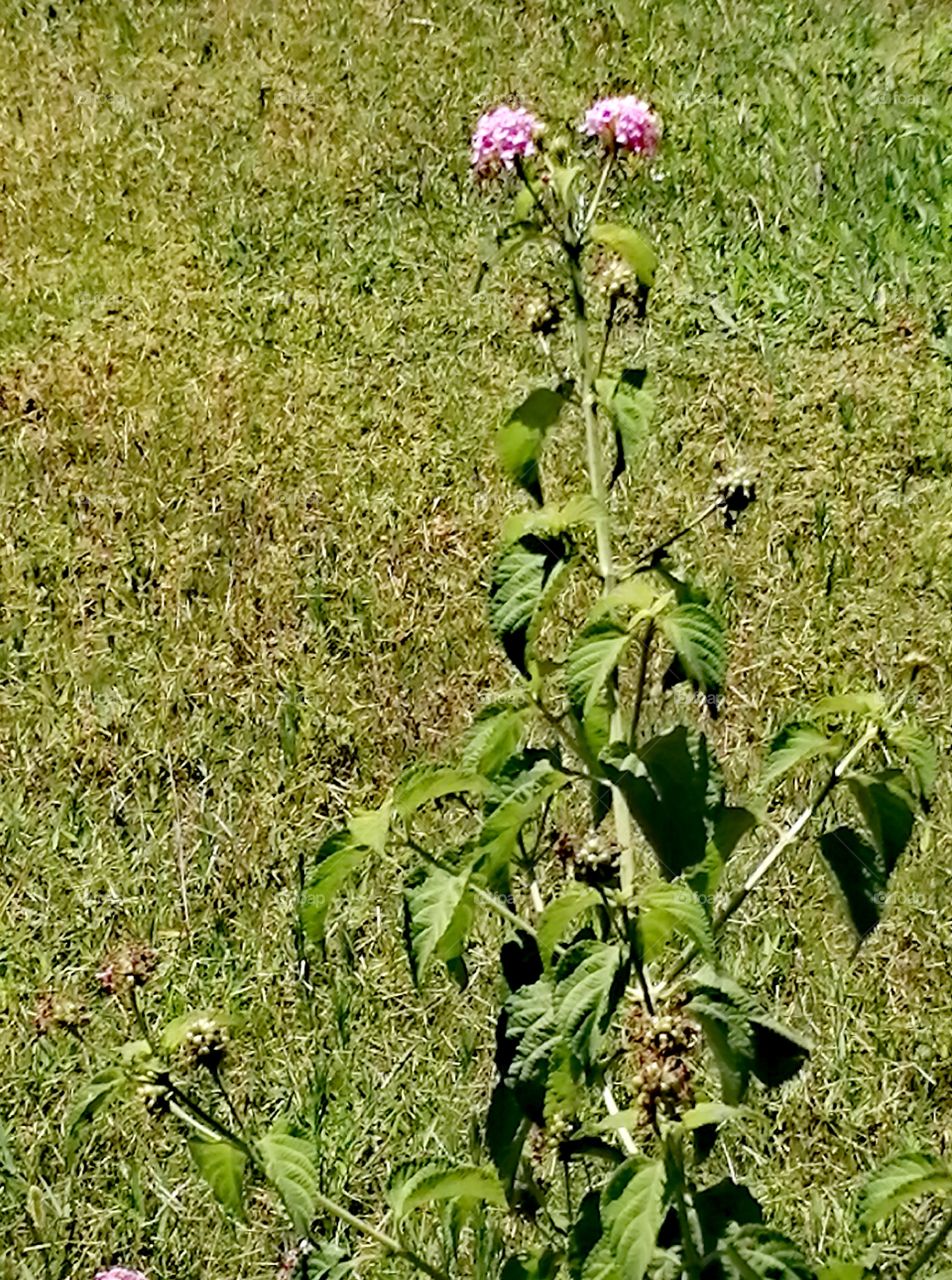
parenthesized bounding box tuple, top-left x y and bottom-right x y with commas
(594, 576, 662, 618)
(544, 1039, 582, 1127)
(478, 759, 567, 890)
(257, 1131, 320, 1236)
(858, 1152, 952, 1225)
(486, 1081, 530, 1197)
(461, 703, 529, 778)
(596, 368, 654, 480)
(188, 1139, 247, 1220)
(392, 764, 488, 820)
(503, 495, 602, 545)
(720, 1225, 814, 1278)
(589, 223, 658, 287)
(501, 978, 559, 1122)
(300, 831, 369, 944)
(391, 1163, 506, 1220)
(681, 1102, 742, 1131)
(567, 619, 633, 718)
(660, 603, 726, 693)
(811, 691, 885, 719)
(68, 1067, 127, 1136)
(818, 1266, 867, 1280)
(762, 724, 841, 788)
(889, 721, 938, 802)
(537, 884, 601, 967)
(555, 942, 625, 1069)
(636, 880, 714, 962)
(601, 1157, 667, 1280)
(607, 727, 717, 879)
(405, 865, 473, 982)
(496, 389, 566, 502)
(688, 992, 755, 1105)
(348, 801, 391, 855)
(847, 770, 916, 869)
(489, 534, 571, 676)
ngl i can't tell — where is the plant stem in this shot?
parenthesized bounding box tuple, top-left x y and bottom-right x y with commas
(582, 153, 614, 234)
(905, 1204, 952, 1278)
(309, 1190, 449, 1280)
(401, 838, 537, 937)
(567, 246, 637, 895)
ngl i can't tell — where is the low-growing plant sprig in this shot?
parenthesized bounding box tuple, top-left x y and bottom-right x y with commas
(73, 94, 940, 1280)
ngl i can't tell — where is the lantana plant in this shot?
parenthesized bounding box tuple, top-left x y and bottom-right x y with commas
(73, 95, 942, 1280)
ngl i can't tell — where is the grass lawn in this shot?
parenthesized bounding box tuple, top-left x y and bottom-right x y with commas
(0, 0, 950, 1275)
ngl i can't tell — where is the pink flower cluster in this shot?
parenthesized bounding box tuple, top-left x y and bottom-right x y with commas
(470, 105, 543, 178)
(95, 1270, 148, 1280)
(583, 95, 660, 156)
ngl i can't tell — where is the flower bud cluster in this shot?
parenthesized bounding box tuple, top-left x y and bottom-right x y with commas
(33, 990, 89, 1036)
(97, 944, 156, 995)
(574, 831, 619, 888)
(178, 1016, 229, 1070)
(135, 1078, 170, 1115)
(526, 294, 562, 336)
(715, 468, 757, 530)
(627, 1001, 699, 1123)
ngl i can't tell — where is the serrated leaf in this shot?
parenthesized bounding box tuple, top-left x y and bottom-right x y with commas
(300, 831, 369, 944)
(689, 993, 755, 1105)
(537, 884, 601, 967)
(720, 1225, 813, 1278)
(606, 727, 717, 879)
(461, 703, 529, 778)
(478, 759, 567, 890)
(486, 1081, 530, 1196)
(660, 603, 726, 693)
(693, 1178, 764, 1256)
(858, 1152, 952, 1225)
(500, 979, 559, 1122)
(503, 494, 602, 545)
(405, 865, 473, 982)
(496, 388, 566, 502)
(545, 1040, 581, 1128)
(68, 1067, 127, 1136)
(392, 765, 488, 820)
(555, 942, 625, 1068)
(762, 724, 840, 788)
(818, 1266, 866, 1280)
(636, 880, 714, 961)
(847, 770, 916, 869)
(391, 1163, 505, 1220)
(257, 1131, 319, 1236)
(188, 1139, 247, 1220)
(810, 691, 885, 719)
(489, 534, 571, 676)
(601, 1157, 667, 1280)
(589, 223, 658, 287)
(889, 721, 938, 802)
(567, 619, 633, 718)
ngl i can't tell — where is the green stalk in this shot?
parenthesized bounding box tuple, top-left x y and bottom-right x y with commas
(567, 245, 636, 895)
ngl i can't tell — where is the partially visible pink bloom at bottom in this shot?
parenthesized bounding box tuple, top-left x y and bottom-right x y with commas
(95, 1269, 149, 1280)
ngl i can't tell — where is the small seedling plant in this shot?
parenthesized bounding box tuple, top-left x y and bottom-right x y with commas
(75, 97, 943, 1280)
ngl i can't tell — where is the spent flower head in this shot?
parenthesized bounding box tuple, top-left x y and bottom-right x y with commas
(471, 104, 543, 178)
(584, 95, 660, 156)
(97, 943, 156, 994)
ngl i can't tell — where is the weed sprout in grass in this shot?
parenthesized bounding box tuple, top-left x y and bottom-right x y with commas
(71, 91, 944, 1280)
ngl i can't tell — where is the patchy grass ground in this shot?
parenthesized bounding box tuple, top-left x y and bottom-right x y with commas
(0, 0, 950, 1275)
